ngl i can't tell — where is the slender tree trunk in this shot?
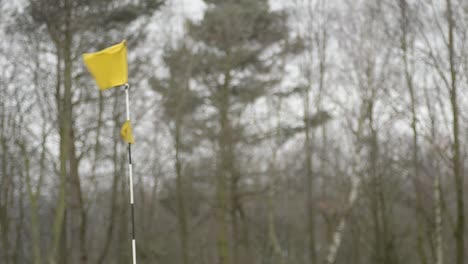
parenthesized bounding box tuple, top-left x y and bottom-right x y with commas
(434, 165, 443, 264)
(399, 2, 427, 263)
(268, 101, 285, 264)
(27, 176, 42, 264)
(268, 182, 285, 264)
(304, 86, 317, 264)
(62, 12, 85, 262)
(22, 138, 42, 264)
(369, 132, 383, 263)
(230, 171, 241, 264)
(425, 86, 444, 264)
(90, 92, 103, 190)
(96, 150, 119, 264)
(217, 70, 232, 264)
(48, 2, 86, 262)
(97, 101, 122, 264)
(49, 42, 67, 264)
(13, 161, 25, 264)
(367, 98, 394, 264)
(175, 119, 190, 264)
(446, 1, 464, 264)
(0, 94, 11, 264)
(26, 44, 49, 264)
(325, 136, 363, 264)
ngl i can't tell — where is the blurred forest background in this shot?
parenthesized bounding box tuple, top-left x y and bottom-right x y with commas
(0, 0, 467, 263)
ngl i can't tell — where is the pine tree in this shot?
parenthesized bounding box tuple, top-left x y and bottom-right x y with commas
(187, 1, 288, 263)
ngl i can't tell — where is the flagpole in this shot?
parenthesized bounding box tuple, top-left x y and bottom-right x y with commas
(124, 83, 137, 264)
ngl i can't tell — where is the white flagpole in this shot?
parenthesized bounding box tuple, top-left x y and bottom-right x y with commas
(124, 83, 137, 264)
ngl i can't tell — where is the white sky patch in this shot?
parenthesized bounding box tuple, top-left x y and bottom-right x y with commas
(143, 0, 206, 77)
(9, 0, 24, 11)
(173, 0, 206, 21)
(269, 0, 293, 11)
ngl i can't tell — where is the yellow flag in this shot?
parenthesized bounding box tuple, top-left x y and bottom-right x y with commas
(83, 41, 128, 90)
(120, 120, 135, 144)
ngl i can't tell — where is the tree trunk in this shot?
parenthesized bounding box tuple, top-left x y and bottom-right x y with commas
(217, 70, 232, 264)
(399, 2, 427, 263)
(175, 119, 190, 264)
(325, 147, 362, 264)
(49, 41, 67, 264)
(446, 1, 464, 264)
(426, 87, 444, 264)
(97, 100, 122, 264)
(13, 164, 25, 264)
(0, 92, 11, 264)
(62, 14, 85, 263)
(303, 86, 316, 264)
(434, 167, 443, 264)
(268, 102, 285, 264)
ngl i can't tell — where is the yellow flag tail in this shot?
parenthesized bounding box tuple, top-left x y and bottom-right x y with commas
(120, 120, 135, 144)
(83, 40, 128, 90)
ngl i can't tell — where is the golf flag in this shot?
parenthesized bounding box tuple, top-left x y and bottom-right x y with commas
(84, 40, 138, 264)
(83, 40, 128, 90)
(121, 120, 135, 144)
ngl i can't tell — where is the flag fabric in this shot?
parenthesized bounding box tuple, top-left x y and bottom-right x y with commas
(83, 40, 128, 90)
(120, 120, 135, 144)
